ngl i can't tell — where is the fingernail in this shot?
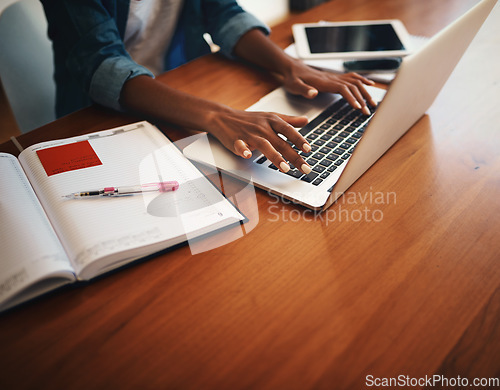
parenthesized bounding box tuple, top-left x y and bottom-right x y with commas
(303, 143, 311, 153)
(354, 101, 362, 109)
(363, 106, 371, 115)
(280, 162, 290, 173)
(243, 150, 252, 158)
(307, 89, 318, 98)
(301, 164, 312, 174)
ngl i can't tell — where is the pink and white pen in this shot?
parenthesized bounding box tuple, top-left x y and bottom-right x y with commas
(63, 181, 179, 198)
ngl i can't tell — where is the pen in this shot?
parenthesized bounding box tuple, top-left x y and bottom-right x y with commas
(63, 181, 179, 198)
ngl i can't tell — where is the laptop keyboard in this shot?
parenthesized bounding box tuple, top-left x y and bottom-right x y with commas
(254, 98, 375, 190)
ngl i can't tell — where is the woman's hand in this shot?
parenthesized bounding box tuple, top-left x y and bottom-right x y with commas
(204, 107, 313, 174)
(279, 57, 377, 115)
(234, 29, 377, 115)
(121, 76, 312, 173)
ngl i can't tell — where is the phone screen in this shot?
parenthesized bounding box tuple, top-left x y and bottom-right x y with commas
(343, 58, 402, 72)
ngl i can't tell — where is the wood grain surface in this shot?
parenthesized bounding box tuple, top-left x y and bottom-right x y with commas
(1, 1, 499, 389)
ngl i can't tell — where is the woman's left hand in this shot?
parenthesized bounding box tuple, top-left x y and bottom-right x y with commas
(279, 58, 378, 115)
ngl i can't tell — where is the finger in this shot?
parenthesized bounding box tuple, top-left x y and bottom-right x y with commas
(286, 77, 318, 99)
(347, 82, 372, 116)
(252, 138, 291, 173)
(234, 139, 252, 159)
(337, 84, 364, 112)
(267, 122, 312, 174)
(333, 74, 371, 114)
(350, 72, 375, 86)
(286, 150, 312, 175)
(347, 73, 378, 107)
(362, 86, 378, 108)
(273, 114, 311, 153)
(276, 114, 309, 128)
(274, 137, 312, 174)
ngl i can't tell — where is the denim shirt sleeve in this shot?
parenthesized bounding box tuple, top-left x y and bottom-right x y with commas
(77, 16, 154, 111)
(67, 5, 154, 111)
(43, 0, 153, 113)
(213, 12, 270, 58)
(89, 57, 152, 111)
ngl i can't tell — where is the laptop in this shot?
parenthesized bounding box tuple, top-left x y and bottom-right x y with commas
(184, 0, 497, 210)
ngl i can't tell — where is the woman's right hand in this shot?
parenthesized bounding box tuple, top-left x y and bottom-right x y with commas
(121, 75, 311, 174)
(204, 107, 313, 175)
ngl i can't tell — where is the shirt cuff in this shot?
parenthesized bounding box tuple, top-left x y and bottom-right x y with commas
(89, 57, 154, 111)
(215, 12, 270, 58)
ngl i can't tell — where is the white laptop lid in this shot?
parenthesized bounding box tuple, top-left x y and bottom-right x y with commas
(183, 0, 497, 210)
(325, 0, 498, 209)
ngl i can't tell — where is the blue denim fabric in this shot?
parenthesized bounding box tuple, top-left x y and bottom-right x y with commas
(41, 0, 269, 117)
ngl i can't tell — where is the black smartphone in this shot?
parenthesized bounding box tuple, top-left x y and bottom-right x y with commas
(343, 58, 402, 73)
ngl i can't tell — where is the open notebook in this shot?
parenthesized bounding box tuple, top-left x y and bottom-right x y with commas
(0, 121, 244, 312)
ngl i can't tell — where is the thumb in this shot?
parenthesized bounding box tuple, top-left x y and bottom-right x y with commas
(233, 139, 252, 159)
(275, 113, 309, 128)
(285, 78, 318, 99)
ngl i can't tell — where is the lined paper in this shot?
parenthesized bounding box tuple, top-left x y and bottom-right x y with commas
(0, 153, 74, 309)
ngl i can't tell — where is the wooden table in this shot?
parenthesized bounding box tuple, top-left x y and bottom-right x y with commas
(1, 0, 499, 388)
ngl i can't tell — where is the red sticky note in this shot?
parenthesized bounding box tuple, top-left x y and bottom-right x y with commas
(36, 140, 102, 176)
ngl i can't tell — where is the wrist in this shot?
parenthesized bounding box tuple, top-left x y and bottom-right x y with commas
(202, 104, 234, 134)
(270, 53, 300, 79)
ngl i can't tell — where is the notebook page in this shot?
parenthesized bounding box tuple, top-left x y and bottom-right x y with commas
(0, 153, 75, 310)
(18, 122, 244, 279)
